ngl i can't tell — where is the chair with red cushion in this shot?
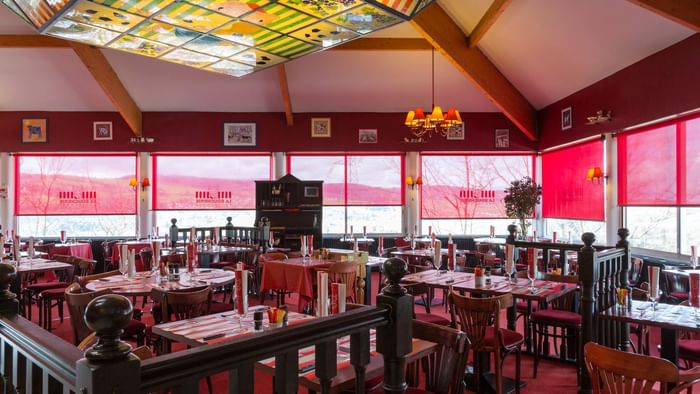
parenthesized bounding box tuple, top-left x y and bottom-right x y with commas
(403, 282, 451, 327)
(451, 291, 523, 394)
(663, 269, 690, 304)
(22, 254, 73, 323)
(40, 257, 96, 331)
(531, 273, 581, 380)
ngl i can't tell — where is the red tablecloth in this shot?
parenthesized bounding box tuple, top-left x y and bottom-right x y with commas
(48, 243, 93, 259)
(260, 258, 331, 311)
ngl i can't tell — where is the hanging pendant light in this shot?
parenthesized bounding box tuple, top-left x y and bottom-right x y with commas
(405, 49, 462, 139)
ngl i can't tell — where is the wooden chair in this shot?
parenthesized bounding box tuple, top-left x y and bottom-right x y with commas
(151, 286, 212, 323)
(22, 254, 74, 322)
(531, 273, 581, 380)
(65, 283, 145, 346)
(629, 257, 644, 287)
(39, 258, 97, 331)
(403, 282, 451, 326)
(409, 320, 470, 394)
(631, 282, 650, 355)
(101, 240, 119, 271)
(450, 291, 523, 394)
(663, 270, 689, 304)
(328, 262, 358, 303)
(584, 341, 700, 393)
(162, 252, 187, 268)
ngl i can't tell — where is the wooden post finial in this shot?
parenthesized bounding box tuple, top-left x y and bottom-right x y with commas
(83, 294, 134, 361)
(382, 257, 408, 296)
(582, 232, 596, 249)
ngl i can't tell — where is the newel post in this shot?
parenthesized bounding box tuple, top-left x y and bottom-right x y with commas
(578, 233, 597, 394)
(0, 263, 20, 315)
(76, 295, 140, 394)
(617, 228, 631, 351)
(376, 257, 412, 394)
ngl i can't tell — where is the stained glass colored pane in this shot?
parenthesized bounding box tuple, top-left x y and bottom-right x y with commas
(108, 34, 173, 57)
(242, 3, 315, 34)
(16, 155, 137, 215)
(154, 2, 231, 33)
(372, 0, 421, 17)
(92, 0, 173, 17)
(13, 0, 55, 28)
(332, 5, 401, 34)
(45, 0, 68, 11)
(132, 20, 199, 46)
(290, 21, 358, 47)
(160, 48, 219, 68)
(63, 1, 144, 32)
(206, 59, 254, 77)
(184, 35, 246, 57)
(279, 0, 359, 18)
(212, 20, 280, 46)
(45, 18, 120, 46)
(347, 155, 402, 206)
(3, 0, 32, 24)
(289, 156, 345, 206)
(257, 36, 316, 58)
(542, 140, 605, 221)
(229, 49, 284, 68)
(198, 0, 269, 18)
(154, 155, 271, 210)
(421, 155, 533, 219)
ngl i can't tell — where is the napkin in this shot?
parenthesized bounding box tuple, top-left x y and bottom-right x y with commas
(553, 231, 558, 243)
(648, 266, 660, 299)
(434, 239, 442, 269)
(447, 240, 456, 271)
(128, 249, 136, 278)
(13, 235, 20, 263)
(151, 240, 160, 270)
(317, 271, 329, 317)
(490, 225, 495, 238)
(692, 246, 697, 269)
(28, 237, 34, 259)
(428, 226, 432, 238)
(190, 227, 195, 243)
(331, 283, 346, 314)
(690, 273, 700, 307)
(378, 236, 384, 256)
(235, 269, 248, 314)
(121, 244, 128, 270)
(505, 244, 514, 274)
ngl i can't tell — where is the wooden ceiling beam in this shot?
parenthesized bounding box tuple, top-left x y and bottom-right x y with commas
(330, 37, 432, 51)
(411, 2, 537, 141)
(69, 42, 142, 137)
(0, 34, 69, 47)
(468, 0, 511, 48)
(626, 0, 700, 32)
(277, 64, 294, 127)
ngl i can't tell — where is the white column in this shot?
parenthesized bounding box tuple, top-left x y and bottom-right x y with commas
(273, 152, 286, 180)
(404, 152, 420, 236)
(137, 152, 151, 238)
(0, 153, 13, 234)
(605, 134, 620, 244)
(535, 154, 545, 237)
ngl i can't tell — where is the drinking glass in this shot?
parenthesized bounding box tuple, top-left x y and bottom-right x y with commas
(301, 243, 308, 262)
(377, 243, 384, 258)
(527, 259, 536, 292)
(410, 236, 416, 252)
(59, 230, 66, 244)
(119, 258, 128, 278)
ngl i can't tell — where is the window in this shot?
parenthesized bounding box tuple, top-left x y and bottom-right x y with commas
(420, 154, 533, 235)
(288, 154, 403, 234)
(153, 154, 271, 231)
(544, 219, 607, 245)
(16, 154, 137, 237)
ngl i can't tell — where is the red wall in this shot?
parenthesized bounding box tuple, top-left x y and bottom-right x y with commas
(537, 33, 700, 150)
(0, 111, 534, 153)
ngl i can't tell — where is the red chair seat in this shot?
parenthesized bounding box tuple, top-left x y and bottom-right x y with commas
(123, 319, 146, 336)
(670, 291, 689, 301)
(210, 303, 235, 314)
(26, 282, 67, 292)
(679, 339, 700, 357)
(516, 300, 538, 312)
(415, 313, 451, 326)
(39, 287, 68, 297)
(483, 326, 524, 348)
(531, 309, 582, 326)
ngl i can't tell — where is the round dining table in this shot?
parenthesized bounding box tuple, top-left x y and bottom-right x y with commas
(84, 268, 235, 297)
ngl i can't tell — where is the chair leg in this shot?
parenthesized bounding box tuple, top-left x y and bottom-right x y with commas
(58, 299, 64, 323)
(515, 350, 521, 394)
(533, 324, 542, 378)
(494, 351, 503, 394)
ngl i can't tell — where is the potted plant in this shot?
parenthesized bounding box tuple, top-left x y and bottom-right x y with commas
(504, 176, 542, 239)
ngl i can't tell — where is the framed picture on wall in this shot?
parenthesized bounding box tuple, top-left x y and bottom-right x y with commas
(311, 118, 331, 137)
(93, 121, 112, 140)
(223, 122, 256, 146)
(446, 123, 465, 140)
(495, 129, 510, 148)
(358, 129, 377, 143)
(561, 106, 572, 130)
(21, 118, 48, 143)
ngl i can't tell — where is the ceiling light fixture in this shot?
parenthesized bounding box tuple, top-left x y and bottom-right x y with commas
(2, 0, 434, 78)
(405, 49, 462, 139)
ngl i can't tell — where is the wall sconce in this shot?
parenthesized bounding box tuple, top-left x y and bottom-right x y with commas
(129, 177, 150, 191)
(405, 176, 423, 190)
(586, 167, 606, 183)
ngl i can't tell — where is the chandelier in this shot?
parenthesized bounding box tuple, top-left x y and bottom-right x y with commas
(2, 0, 434, 78)
(405, 49, 462, 139)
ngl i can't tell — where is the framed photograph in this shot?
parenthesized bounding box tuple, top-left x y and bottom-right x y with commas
(561, 106, 572, 130)
(446, 123, 465, 140)
(495, 129, 510, 148)
(223, 123, 256, 146)
(304, 186, 320, 198)
(93, 121, 112, 140)
(21, 118, 48, 143)
(358, 129, 378, 144)
(311, 118, 331, 138)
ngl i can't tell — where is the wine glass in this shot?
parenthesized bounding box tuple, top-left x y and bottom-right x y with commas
(59, 230, 66, 245)
(527, 258, 536, 292)
(410, 235, 416, 252)
(377, 243, 384, 258)
(119, 257, 128, 278)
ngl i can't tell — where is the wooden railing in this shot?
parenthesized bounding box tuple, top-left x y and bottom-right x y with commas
(0, 258, 413, 394)
(170, 225, 262, 246)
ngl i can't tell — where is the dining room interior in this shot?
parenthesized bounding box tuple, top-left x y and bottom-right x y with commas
(0, 0, 700, 393)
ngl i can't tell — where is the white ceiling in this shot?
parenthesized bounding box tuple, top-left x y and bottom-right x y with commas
(0, 0, 694, 112)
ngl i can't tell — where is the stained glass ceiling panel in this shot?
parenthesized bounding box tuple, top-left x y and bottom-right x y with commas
(4, 0, 434, 77)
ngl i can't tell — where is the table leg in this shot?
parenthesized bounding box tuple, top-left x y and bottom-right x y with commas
(660, 327, 679, 365)
(364, 265, 372, 305)
(507, 297, 516, 332)
(526, 301, 534, 354)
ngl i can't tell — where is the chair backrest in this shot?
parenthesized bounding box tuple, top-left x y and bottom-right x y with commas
(77, 270, 120, 288)
(543, 273, 579, 311)
(403, 282, 431, 314)
(328, 262, 358, 296)
(450, 291, 511, 353)
(584, 341, 689, 394)
(74, 258, 97, 278)
(52, 254, 73, 263)
(64, 283, 111, 345)
(139, 247, 154, 271)
(34, 243, 55, 254)
(413, 320, 470, 394)
(259, 252, 287, 263)
(151, 286, 212, 322)
(163, 253, 187, 267)
(630, 257, 644, 283)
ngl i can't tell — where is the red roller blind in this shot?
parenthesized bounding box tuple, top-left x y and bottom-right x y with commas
(421, 155, 534, 219)
(16, 155, 137, 215)
(153, 155, 271, 210)
(682, 117, 700, 205)
(542, 140, 604, 221)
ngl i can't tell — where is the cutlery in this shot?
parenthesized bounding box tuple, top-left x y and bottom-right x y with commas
(202, 333, 226, 341)
(298, 365, 315, 374)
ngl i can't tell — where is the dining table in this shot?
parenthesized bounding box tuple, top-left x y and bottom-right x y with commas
(260, 257, 332, 312)
(84, 268, 235, 297)
(111, 240, 164, 267)
(10, 258, 74, 299)
(197, 245, 254, 267)
(48, 242, 92, 259)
